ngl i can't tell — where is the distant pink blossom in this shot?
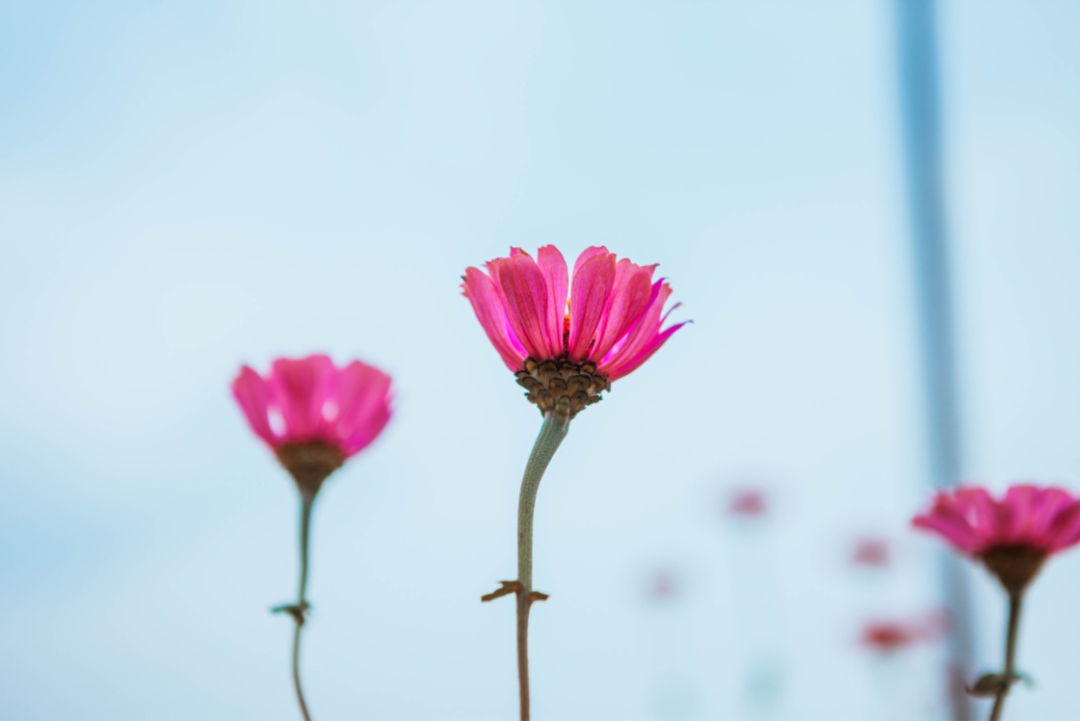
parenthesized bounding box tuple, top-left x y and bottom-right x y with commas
(852, 537, 890, 568)
(462, 246, 685, 381)
(861, 622, 921, 652)
(728, 488, 768, 518)
(232, 354, 393, 457)
(912, 485, 1080, 557)
(650, 569, 678, 601)
(860, 612, 946, 652)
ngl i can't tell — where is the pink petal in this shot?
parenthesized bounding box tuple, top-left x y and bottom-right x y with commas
(231, 366, 277, 447)
(1020, 486, 1073, 546)
(462, 267, 526, 370)
(604, 320, 688, 381)
(1047, 501, 1080, 552)
(333, 361, 394, 456)
(937, 490, 990, 542)
(572, 246, 610, 278)
(537, 245, 569, 356)
(567, 252, 616, 360)
(912, 496, 984, 554)
(1000, 485, 1040, 545)
(342, 408, 391, 456)
(599, 279, 685, 380)
(912, 514, 981, 554)
(952, 487, 999, 550)
(341, 396, 392, 454)
(600, 281, 668, 366)
(268, 355, 336, 441)
(491, 252, 557, 360)
(588, 259, 654, 364)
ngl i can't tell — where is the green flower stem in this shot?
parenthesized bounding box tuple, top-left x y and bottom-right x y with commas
(292, 491, 316, 721)
(515, 409, 571, 721)
(989, 592, 1023, 721)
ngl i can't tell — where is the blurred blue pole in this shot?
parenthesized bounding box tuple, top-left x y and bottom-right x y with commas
(893, 1, 975, 719)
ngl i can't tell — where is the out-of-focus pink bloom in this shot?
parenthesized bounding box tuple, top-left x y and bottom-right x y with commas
(232, 354, 393, 458)
(914, 484, 1080, 594)
(852, 537, 891, 568)
(461, 246, 686, 382)
(861, 622, 920, 652)
(728, 488, 768, 518)
(860, 617, 940, 653)
(912, 485, 1080, 557)
(650, 569, 678, 601)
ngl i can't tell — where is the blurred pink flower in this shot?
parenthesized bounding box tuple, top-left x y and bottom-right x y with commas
(912, 485, 1080, 557)
(728, 488, 768, 518)
(913, 484, 1080, 594)
(234, 355, 392, 718)
(861, 621, 920, 652)
(860, 616, 943, 653)
(851, 537, 891, 568)
(462, 246, 686, 384)
(914, 486, 1080, 715)
(649, 569, 678, 601)
(232, 354, 393, 492)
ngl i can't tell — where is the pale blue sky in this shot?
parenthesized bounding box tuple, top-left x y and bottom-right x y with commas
(1, 1, 1078, 719)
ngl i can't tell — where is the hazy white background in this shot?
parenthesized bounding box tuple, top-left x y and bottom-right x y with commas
(1, 1, 1078, 718)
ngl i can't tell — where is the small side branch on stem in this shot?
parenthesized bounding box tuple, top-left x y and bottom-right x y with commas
(481, 581, 549, 605)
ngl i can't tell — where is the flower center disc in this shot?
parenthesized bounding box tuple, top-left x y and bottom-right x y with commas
(276, 442, 345, 497)
(515, 357, 609, 418)
(980, 545, 1047, 596)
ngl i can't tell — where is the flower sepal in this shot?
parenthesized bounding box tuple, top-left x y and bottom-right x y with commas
(980, 546, 1048, 596)
(276, 442, 346, 498)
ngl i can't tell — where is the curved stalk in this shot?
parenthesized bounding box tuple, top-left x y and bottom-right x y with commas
(515, 409, 571, 720)
(292, 491, 315, 721)
(988, 593, 1023, 721)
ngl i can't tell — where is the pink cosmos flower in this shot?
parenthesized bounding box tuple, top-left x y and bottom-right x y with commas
(462, 246, 685, 416)
(233, 354, 392, 720)
(913, 484, 1080, 595)
(912, 485, 1080, 557)
(232, 354, 393, 493)
(914, 486, 1080, 716)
